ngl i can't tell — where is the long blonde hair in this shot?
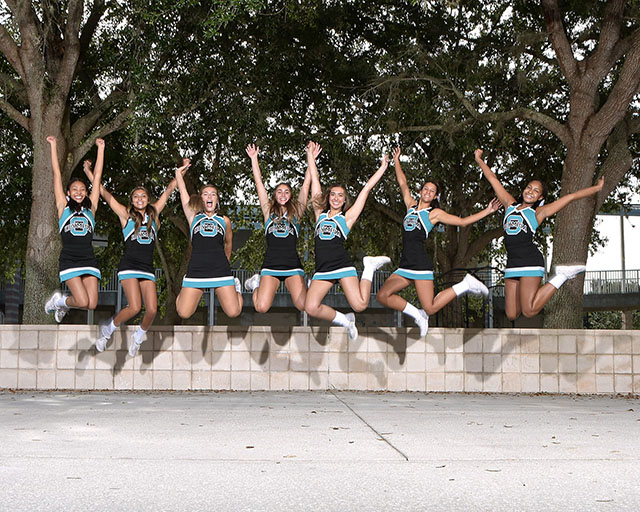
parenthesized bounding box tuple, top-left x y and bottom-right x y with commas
(269, 182, 304, 219)
(312, 184, 351, 213)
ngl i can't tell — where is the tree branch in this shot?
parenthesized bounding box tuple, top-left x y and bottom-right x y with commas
(541, 0, 578, 85)
(70, 89, 127, 147)
(587, 0, 626, 81)
(79, 0, 106, 60)
(52, 0, 84, 105)
(0, 24, 25, 78)
(0, 71, 28, 103)
(0, 96, 30, 130)
(464, 226, 504, 264)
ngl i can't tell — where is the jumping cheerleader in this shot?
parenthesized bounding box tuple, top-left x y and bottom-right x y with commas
(475, 148, 604, 320)
(243, 144, 312, 313)
(45, 136, 105, 322)
(304, 141, 391, 340)
(86, 159, 191, 355)
(174, 166, 243, 320)
(376, 147, 501, 336)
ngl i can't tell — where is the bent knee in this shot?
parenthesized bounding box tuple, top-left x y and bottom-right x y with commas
(351, 302, 368, 313)
(376, 291, 389, 305)
(522, 309, 537, 319)
(254, 301, 271, 314)
(506, 311, 519, 321)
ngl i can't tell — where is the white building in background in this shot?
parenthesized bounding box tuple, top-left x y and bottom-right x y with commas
(588, 207, 640, 271)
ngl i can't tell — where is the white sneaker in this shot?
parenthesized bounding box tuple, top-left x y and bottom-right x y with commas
(363, 255, 391, 271)
(234, 277, 242, 293)
(345, 312, 358, 341)
(414, 309, 429, 337)
(244, 274, 261, 292)
(555, 265, 586, 280)
(95, 319, 112, 352)
(44, 291, 61, 315)
(53, 295, 70, 323)
(464, 274, 489, 297)
(128, 339, 142, 357)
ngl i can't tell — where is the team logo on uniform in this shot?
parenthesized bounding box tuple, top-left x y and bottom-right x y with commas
(269, 219, 294, 239)
(133, 226, 154, 245)
(316, 220, 340, 241)
(198, 219, 218, 237)
(67, 217, 89, 236)
(403, 214, 421, 232)
(505, 214, 527, 235)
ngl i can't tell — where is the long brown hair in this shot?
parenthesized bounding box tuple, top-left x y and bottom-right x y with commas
(127, 186, 159, 234)
(66, 177, 92, 212)
(269, 182, 304, 220)
(312, 184, 351, 213)
(188, 184, 220, 214)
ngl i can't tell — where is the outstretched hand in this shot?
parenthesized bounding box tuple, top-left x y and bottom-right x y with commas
(46, 136, 56, 146)
(307, 141, 322, 159)
(380, 153, 390, 171)
(474, 148, 484, 162)
(245, 144, 259, 160)
(177, 158, 191, 176)
(95, 138, 105, 148)
(595, 176, 604, 191)
(487, 197, 502, 213)
(392, 147, 401, 161)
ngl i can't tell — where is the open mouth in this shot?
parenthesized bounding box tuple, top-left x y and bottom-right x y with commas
(206, 201, 214, 208)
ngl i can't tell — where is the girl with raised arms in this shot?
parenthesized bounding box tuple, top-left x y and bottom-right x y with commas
(475, 148, 604, 320)
(244, 144, 312, 314)
(377, 147, 501, 336)
(45, 136, 105, 322)
(86, 159, 191, 356)
(304, 141, 391, 340)
(174, 165, 243, 320)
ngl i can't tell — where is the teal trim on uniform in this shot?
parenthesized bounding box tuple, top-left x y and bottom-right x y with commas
(123, 216, 157, 242)
(504, 268, 544, 278)
(393, 268, 434, 281)
(181, 276, 235, 289)
(521, 208, 538, 231)
(190, 213, 226, 240)
(118, 270, 156, 282)
(416, 208, 434, 234)
(261, 268, 304, 277)
(311, 267, 357, 281)
(60, 266, 101, 282)
(59, 207, 95, 232)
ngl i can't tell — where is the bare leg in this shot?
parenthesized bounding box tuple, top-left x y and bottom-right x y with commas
(138, 279, 158, 330)
(216, 285, 242, 318)
(304, 280, 337, 321)
(284, 275, 307, 312)
(252, 275, 280, 313)
(176, 287, 204, 319)
(518, 276, 554, 318)
(113, 278, 142, 326)
(415, 280, 458, 316)
(504, 278, 522, 320)
(65, 277, 90, 309)
(340, 276, 371, 312)
(81, 275, 99, 310)
(376, 274, 412, 310)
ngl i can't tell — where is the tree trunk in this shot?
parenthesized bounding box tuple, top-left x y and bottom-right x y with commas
(22, 127, 66, 323)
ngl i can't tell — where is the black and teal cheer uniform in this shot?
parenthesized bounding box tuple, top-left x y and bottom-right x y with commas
(182, 212, 234, 288)
(117, 215, 157, 282)
(393, 205, 435, 281)
(58, 206, 101, 282)
(260, 213, 304, 280)
(312, 211, 357, 281)
(503, 203, 544, 279)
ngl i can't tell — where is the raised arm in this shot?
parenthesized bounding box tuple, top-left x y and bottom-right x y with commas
(430, 198, 502, 227)
(306, 141, 323, 220)
(344, 153, 389, 229)
(175, 163, 196, 226)
(46, 136, 67, 217)
(297, 142, 319, 210)
(535, 177, 604, 224)
(154, 158, 190, 215)
(245, 145, 270, 221)
(89, 138, 105, 214)
(83, 160, 129, 226)
(475, 149, 516, 207)
(393, 147, 414, 209)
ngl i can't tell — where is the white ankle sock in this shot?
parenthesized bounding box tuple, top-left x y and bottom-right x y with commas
(55, 295, 68, 308)
(134, 325, 147, 342)
(107, 319, 117, 335)
(402, 302, 422, 321)
(333, 311, 351, 327)
(361, 266, 374, 282)
(548, 274, 568, 289)
(452, 279, 469, 297)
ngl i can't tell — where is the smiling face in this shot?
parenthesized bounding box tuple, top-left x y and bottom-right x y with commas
(522, 180, 544, 205)
(275, 184, 292, 206)
(130, 188, 149, 211)
(201, 186, 219, 213)
(329, 186, 346, 211)
(67, 180, 88, 204)
(419, 182, 438, 205)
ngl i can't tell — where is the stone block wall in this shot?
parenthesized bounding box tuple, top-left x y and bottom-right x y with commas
(0, 325, 638, 394)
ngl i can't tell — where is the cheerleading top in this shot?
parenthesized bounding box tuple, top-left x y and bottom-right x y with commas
(312, 211, 357, 280)
(393, 205, 435, 281)
(58, 206, 101, 282)
(503, 203, 544, 278)
(117, 214, 157, 281)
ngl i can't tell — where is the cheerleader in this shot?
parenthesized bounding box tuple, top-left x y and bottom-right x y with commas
(243, 144, 312, 313)
(304, 141, 391, 340)
(87, 159, 191, 355)
(174, 166, 243, 320)
(475, 148, 604, 320)
(44, 136, 104, 322)
(376, 147, 501, 336)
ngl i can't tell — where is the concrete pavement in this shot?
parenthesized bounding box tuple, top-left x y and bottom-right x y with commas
(1, 391, 639, 511)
